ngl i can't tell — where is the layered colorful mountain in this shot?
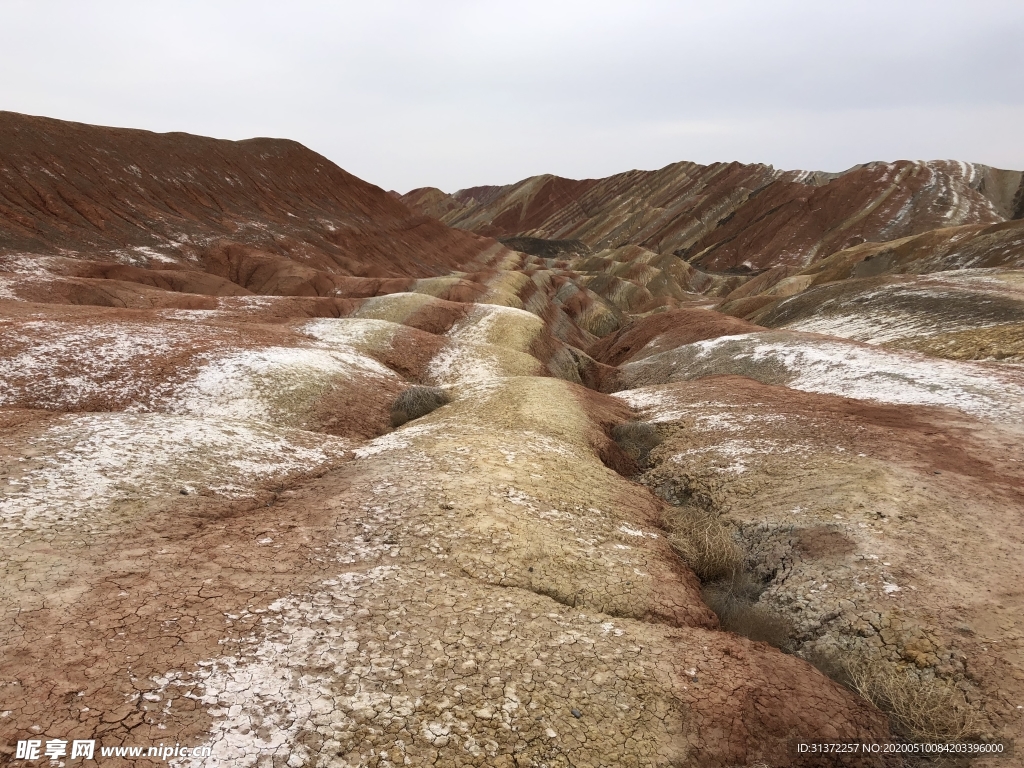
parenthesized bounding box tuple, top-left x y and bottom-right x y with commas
(397, 160, 1024, 271)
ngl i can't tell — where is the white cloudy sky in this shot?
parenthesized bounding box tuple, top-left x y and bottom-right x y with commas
(3, 0, 1022, 192)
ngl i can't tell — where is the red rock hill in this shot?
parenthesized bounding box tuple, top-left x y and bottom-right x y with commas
(0, 111, 500, 278)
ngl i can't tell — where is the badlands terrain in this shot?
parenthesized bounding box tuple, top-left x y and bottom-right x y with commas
(1, 110, 1023, 766)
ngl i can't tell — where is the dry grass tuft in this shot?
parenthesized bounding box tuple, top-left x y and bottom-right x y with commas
(702, 573, 794, 650)
(611, 421, 662, 465)
(390, 386, 450, 428)
(846, 659, 978, 741)
(807, 649, 978, 741)
(662, 505, 743, 582)
(663, 508, 792, 650)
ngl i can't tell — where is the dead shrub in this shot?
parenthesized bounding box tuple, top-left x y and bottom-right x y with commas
(390, 386, 450, 428)
(803, 647, 856, 689)
(664, 509, 793, 650)
(611, 421, 662, 466)
(808, 649, 978, 742)
(663, 505, 743, 582)
(848, 659, 977, 741)
(702, 573, 795, 650)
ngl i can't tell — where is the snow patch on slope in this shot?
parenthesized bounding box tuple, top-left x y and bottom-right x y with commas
(157, 566, 400, 768)
(785, 311, 990, 344)
(167, 346, 395, 422)
(428, 304, 543, 386)
(618, 332, 1024, 421)
(0, 320, 195, 409)
(302, 317, 401, 347)
(0, 318, 398, 421)
(715, 334, 1020, 419)
(0, 413, 350, 533)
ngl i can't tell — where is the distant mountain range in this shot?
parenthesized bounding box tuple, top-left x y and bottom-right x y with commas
(394, 159, 1023, 271)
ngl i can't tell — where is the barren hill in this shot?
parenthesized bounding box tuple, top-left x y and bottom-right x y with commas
(0, 111, 504, 279)
(2, 114, 1023, 767)
(398, 160, 1024, 271)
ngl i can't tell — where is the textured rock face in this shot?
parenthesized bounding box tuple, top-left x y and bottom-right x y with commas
(3, 113, 1024, 766)
(613, 375, 1024, 742)
(400, 160, 1024, 271)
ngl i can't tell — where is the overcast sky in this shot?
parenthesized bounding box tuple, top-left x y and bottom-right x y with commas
(3, 1, 1023, 192)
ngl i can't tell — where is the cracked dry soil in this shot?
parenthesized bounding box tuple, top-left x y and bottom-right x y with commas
(2, 366, 889, 768)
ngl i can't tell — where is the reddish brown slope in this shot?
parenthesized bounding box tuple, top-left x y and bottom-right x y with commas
(392, 186, 472, 221)
(402, 160, 1021, 271)
(686, 161, 1013, 270)
(0, 111, 500, 278)
(589, 307, 764, 367)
